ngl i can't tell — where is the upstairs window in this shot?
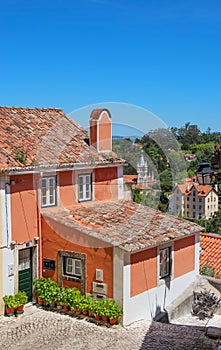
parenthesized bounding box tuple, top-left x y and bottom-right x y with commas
(159, 247, 171, 278)
(41, 176, 57, 207)
(78, 174, 92, 202)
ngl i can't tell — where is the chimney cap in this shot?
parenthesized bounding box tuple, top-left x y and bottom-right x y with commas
(90, 109, 111, 120)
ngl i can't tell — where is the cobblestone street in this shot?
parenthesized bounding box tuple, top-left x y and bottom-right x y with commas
(0, 304, 219, 350)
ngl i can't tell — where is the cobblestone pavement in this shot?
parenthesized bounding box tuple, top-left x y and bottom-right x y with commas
(0, 304, 219, 350)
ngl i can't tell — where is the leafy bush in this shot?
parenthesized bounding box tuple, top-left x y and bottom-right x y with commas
(200, 264, 215, 277)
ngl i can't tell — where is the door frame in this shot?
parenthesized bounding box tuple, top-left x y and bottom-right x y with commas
(14, 240, 39, 297)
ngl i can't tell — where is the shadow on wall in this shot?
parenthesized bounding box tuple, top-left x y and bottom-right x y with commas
(140, 321, 218, 350)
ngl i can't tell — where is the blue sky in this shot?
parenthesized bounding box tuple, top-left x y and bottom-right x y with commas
(0, 0, 221, 134)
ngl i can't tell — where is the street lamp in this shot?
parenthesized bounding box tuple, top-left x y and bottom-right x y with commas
(196, 162, 214, 185)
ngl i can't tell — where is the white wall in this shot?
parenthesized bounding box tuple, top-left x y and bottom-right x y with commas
(117, 166, 124, 200)
(0, 177, 15, 299)
(123, 260, 197, 326)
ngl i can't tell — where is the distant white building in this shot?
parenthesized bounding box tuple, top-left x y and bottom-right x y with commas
(169, 181, 218, 219)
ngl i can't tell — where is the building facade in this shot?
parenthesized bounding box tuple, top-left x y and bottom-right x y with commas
(0, 106, 202, 325)
(169, 181, 218, 220)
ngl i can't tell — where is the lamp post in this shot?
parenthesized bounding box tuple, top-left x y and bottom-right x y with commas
(196, 162, 214, 185)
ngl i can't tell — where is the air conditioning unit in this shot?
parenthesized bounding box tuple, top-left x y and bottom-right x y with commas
(92, 282, 107, 295)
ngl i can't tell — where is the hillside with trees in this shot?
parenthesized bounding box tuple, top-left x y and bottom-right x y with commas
(113, 123, 221, 223)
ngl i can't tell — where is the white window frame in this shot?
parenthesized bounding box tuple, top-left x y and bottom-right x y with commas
(41, 176, 57, 207)
(159, 247, 171, 278)
(65, 257, 81, 277)
(78, 174, 92, 202)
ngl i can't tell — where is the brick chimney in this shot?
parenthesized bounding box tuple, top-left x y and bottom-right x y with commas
(90, 109, 112, 152)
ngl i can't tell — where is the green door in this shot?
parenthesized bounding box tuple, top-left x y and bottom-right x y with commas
(18, 248, 33, 301)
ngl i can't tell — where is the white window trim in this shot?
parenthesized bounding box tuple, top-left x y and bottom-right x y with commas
(41, 176, 57, 207)
(78, 173, 92, 202)
(65, 257, 81, 277)
(159, 247, 171, 278)
(157, 243, 174, 286)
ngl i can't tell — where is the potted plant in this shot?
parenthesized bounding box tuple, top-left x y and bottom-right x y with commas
(55, 286, 63, 309)
(15, 291, 28, 314)
(86, 295, 94, 317)
(90, 300, 102, 320)
(108, 303, 123, 325)
(33, 277, 47, 304)
(71, 294, 84, 315)
(59, 288, 70, 310)
(3, 295, 19, 317)
(100, 300, 110, 322)
(45, 281, 59, 308)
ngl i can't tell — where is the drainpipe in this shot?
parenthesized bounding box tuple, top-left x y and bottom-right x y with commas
(0, 183, 11, 249)
(35, 175, 42, 278)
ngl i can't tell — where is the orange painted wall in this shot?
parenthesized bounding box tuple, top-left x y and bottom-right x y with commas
(59, 171, 77, 207)
(42, 217, 113, 297)
(174, 235, 195, 279)
(98, 113, 112, 151)
(10, 174, 38, 243)
(130, 247, 157, 297)
(95, 167, 118, 201)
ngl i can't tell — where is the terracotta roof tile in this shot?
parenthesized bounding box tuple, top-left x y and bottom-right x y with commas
(177, 182, 214, 197)
(44, 200, 202, 252)
(200, 233, 221, 277)
(0, 106, 123, 172)
(123, 175, 138, 183)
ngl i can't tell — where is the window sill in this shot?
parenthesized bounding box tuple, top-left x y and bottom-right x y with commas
(62, 275, 81, 283)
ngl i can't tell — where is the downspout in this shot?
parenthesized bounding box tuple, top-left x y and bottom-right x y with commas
(35, 175, 42, 278)
(0, 183, 10, 249)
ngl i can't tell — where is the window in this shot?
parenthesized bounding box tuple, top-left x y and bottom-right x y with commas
(41, 176, 57, 207)
(63, 257, 81, 277)
(193, 204, 195, 209)
(193, 190, 196, 196)
(199, 205, 202, 210)
(193, 198, 196, 202)
(199, 198, 202, 202)
(159, 247, 171, 278)
(58, 250, 86, 294)
(78, 174, 92, 202)
(193, 212, 195, 218)
(187, 204, 189, 208)
(187, 197, 190, 201)
(208, 198, 210, 203)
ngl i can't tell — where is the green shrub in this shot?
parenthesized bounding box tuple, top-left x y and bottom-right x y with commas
(200, 264, 215, 277)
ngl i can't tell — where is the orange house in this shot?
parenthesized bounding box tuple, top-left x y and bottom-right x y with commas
(0, 106, 202, 324)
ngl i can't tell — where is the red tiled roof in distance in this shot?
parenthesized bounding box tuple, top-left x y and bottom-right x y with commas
(123, 175, 138, 183)
(177, 182, 215, 197)
(200, 233, 221, 277)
